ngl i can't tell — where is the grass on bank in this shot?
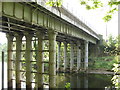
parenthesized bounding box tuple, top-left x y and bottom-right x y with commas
(89, 56, 118, 70)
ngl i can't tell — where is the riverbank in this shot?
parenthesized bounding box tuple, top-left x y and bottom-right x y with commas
(87, 69, 114, 75)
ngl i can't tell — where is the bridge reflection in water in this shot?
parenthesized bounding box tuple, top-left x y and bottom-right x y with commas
(56, 73, 113, 89)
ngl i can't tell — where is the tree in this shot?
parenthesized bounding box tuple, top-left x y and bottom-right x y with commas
(104, 35, 120, 56)
(46, 0, 119, 22)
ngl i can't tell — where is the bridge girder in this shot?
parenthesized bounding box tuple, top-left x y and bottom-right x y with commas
(0, 2, 99, 44)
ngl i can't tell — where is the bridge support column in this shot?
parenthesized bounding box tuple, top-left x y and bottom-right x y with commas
(70, 42, 74, 71)
(57, 42, 61, 72)
(48, 29, 57, 88)
(84, 41, 89, 70)
(6, 33, 14, 89)
(24, 32, 32, 89)
(63, 41, 67, 72)
(77, 42, 81, 72)
(36, 31, 44, 89)
(15, 33, 23, 88)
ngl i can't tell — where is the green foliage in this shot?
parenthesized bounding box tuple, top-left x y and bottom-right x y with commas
(103, 15, 112, 22)
(103, 35, 120, 56)
(103, 7, 117, 22)
(46, 0, 119, 22)
(80, 1, 86, 5)
(111, 75, 120, 89)
(65, 82, 71, 89)
(111, 55, 120, 89)
(80, 0, 103, 10)
(79, 0, 118, 22)
(108, 1, 120, 7)
(89, 56, 117, 70)
(46, 0, 63, 7)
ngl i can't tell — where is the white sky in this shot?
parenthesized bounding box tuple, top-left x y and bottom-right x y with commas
(63, 0, 118, 39)
(0, 0, 118, 44)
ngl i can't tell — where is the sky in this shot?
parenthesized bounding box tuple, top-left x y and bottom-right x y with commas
(62, 0, 118, 39)
(0, 0, 118, 44)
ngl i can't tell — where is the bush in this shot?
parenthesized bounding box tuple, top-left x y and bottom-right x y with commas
(89, 56, 117, 70)
(104, 35, 120, 56)
(111, 55, 120, 88)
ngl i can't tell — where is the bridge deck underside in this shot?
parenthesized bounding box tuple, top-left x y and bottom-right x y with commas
(0, 2, 99, 44)
(0, 16, 84, 44)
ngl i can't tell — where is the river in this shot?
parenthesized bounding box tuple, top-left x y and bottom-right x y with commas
(56, 73, 114, 89)
(0, 62, 114, 89)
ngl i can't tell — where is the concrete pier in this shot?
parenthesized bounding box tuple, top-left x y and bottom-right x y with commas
(36, 31, 44, 88)
(15, 33, 23, 88)
(70, 42, 74, 71)
(57, 42, 61, 71)
(63, 41, 67, 72)
(84, 41, 89, 70)
(48, 29, 57, 88)
(77, 42, 81, 71)
(6, 33, 14, 89)
(24, 32, 33, 89)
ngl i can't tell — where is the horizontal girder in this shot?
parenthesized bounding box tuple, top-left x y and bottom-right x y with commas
(0, 2, 99, 44)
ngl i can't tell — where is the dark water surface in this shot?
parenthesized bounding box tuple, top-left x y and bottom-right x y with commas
(56, 73, 114, 88)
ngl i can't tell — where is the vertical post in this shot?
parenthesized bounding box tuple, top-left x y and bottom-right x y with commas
(24, 32, 32, 89)
(57, 42, 61, 71)
(84, 41, 89, 70)
(15, 33, 23, 88)
(70, 42, 74, 71)
(48, 29, 57, 88)
(63, 41, 67, 72)
(6, 33, 14, 89)
(36, 31, 44, 89)
(77, 41, 81, 71)
(2, 51, 4, 89)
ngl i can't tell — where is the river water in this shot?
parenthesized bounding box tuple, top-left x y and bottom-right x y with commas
(0, 62, 114, 89)
(56, 73, 114, 89)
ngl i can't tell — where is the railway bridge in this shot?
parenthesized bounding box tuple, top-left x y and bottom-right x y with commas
(0, 1, 100, 89)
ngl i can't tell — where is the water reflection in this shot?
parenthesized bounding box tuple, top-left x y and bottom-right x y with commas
(56, 73, 114, 88)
